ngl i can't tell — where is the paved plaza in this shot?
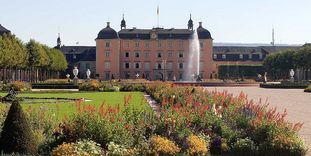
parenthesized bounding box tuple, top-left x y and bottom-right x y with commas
(205, 85, 311, 152)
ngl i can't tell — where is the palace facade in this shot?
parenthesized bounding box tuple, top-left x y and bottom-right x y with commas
(54, 16, 299, 80)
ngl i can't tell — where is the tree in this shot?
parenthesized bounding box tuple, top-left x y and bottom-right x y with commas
(0, 100, 37, 154)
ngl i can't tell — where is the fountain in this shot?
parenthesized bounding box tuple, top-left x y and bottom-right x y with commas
(185, 30, 200, 81)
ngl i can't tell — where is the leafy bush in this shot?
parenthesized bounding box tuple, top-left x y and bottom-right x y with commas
(231, 138, 257, 155)
(51, 142, 77, 156)
(51, 139, 102, 156)
(186, 134, 208, 155)
(304, 85, 311, 92)
(0, 101, 37, 154)
(106, 142, 135, 156)
(0, 81, 31, 92)
(150, 135, 180, 155)
(79, 80, 101, 91)
(260, 81, 309, 89)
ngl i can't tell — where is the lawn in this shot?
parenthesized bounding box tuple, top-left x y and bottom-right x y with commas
(0, 92, 150, 119)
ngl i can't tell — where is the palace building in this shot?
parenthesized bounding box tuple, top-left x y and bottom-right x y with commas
(95, 15, 214, 80)
(56, 16, 299, 80)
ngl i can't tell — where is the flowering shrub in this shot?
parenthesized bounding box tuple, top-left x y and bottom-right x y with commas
(79, 80, 102, 91)
(74, 139, 102, 156)
(51, 142, 77, 156)
(150, 135, 180, 155)
(186, 134, 208, 155)
(107, 141, 135, 155)
(0, 81, 31, 91)
(51, 140, 102, 156)
(231, 138, 257, 155)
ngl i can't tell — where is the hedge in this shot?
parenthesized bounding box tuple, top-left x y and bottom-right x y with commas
(260, 82, 309, 89)
(218, 65, 264, 79)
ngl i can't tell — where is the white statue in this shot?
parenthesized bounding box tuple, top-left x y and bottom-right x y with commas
(73, 66, 79, 78)
(290, 69, 295, 82)
(86, 69, 91, 79)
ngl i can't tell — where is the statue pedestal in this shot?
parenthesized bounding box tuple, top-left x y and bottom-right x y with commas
(73, 77, 79, 85)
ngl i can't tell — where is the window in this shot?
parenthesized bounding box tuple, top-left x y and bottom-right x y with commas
(105, 42, 110, 48)
(168, 52, 173, 58)
(213, 54, 217, 59)
(124, 41, 130, 48)
(105, 51, 110, 57)
(144, 62, 150, 70)
(168, 41, 173, 49)
(239, 54, 243, 59)
(179, 41, 184, 49)
(157, 41, 162, 49)
(157, 63, 162, 69)
(200, 42, 204, 48)
(135, 63, 140, 69)
(167, 62, 173, 70)
(179, 52, 184, 58)
(104, 62, 111, 69)
(179, 63, 183, 69)
(135, 42, 140, 48)
(135, 52, 140, 58)
(222, 54, 226, 59)
(157, 52, 162, 58)
(259, 54, 263, 59)
(105, 72, 110, 79)
(179, 73, 183, 80)
(125, 63, 130, 69)
(125, 52, 130, 58)
(145, 52, 150, 58)
(145, 42, 150, 48)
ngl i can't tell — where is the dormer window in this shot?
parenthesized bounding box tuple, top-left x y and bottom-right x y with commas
(222, 54, 226, 59)
(239, 54, 243, 59)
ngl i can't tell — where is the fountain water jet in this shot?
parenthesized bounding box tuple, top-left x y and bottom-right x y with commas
(185, 30, 200, 81)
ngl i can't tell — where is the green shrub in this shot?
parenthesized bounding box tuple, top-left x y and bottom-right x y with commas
(260, 81, 309, 89)
(304, 85, 311, 92)
(231, 138, 257, 156)
(0, 101, 37, 154)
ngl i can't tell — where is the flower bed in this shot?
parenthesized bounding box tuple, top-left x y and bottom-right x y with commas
(260, 81, 309, 89)
(0, 82, 307, 155)
(304, 85, 311, 92)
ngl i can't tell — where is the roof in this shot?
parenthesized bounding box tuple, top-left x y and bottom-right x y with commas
(96, 22, 118, 39)
(59, 46, 96, 62)
(0, 24, 11, 36)
(213, 45, 299, 54)
(118, 28, 193, 40)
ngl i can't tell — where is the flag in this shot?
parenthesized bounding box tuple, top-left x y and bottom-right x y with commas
(157, 6, 159, 15)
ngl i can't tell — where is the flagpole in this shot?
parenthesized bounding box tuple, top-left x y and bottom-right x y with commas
(157, 5, 159, 28)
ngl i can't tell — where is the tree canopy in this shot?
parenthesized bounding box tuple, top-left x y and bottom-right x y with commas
(263, 46, 311, 79)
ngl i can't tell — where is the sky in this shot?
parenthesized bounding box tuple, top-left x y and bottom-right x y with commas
(1, 0, 310, 47)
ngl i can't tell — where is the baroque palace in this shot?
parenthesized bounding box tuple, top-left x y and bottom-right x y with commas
(55, 16, 298, 81)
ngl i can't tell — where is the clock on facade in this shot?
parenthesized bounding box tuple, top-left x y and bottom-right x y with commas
(151, 32, 157, 39)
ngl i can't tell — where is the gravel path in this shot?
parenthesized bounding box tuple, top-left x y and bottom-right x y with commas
(205, 85, 311, 153)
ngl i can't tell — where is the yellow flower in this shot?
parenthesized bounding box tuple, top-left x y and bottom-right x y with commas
(150, 135, 180, 155)
(187, 134, 208, 155)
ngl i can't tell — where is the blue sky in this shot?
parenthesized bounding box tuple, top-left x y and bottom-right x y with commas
(1, 0, 310, 46)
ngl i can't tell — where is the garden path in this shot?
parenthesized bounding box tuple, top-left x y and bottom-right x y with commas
(204, 86, 311, 154)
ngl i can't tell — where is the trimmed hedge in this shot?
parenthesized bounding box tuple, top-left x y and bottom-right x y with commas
(304, 85, 311, 92)
(260, 82, 309, 89)
(32, 83, 79, 89)
(218, 65, 264, 79)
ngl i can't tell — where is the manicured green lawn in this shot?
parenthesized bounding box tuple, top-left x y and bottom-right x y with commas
(0, 92, 150, 119)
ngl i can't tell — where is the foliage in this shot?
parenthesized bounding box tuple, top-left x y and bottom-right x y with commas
(231, 138, 257, 155)
(0, 101, 37, 154)
(304, 84, 311, 92)
(107, 142, 135, 156)
(150, 135, 181, 155)
(51, 139, 102, 156)
(260, 81, 309, 89)
(186, 134, 208, 155)
(218, 64, 264, 79)
(263, 46, 311, 80)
